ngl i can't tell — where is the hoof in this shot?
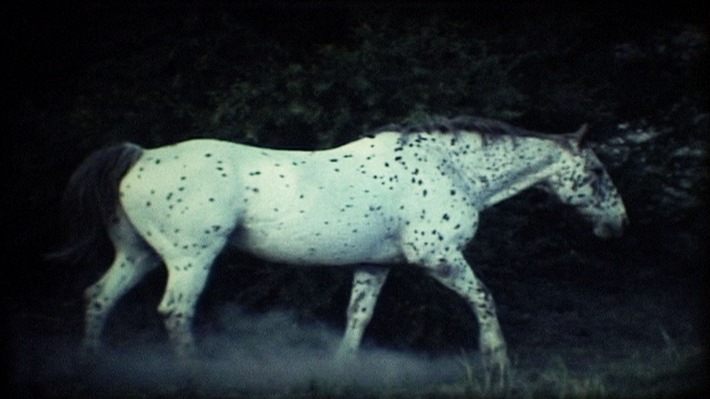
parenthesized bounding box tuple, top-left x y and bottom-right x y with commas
(481, 345, 511, 390)
(334, 346, 356, 363)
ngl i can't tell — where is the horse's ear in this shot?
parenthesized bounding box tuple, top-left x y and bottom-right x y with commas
(565, 123, 588, 148)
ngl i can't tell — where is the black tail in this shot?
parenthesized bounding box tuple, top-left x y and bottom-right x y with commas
(50, 143, 144, 263)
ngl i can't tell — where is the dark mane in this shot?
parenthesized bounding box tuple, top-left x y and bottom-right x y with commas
(364, 115, 551, 139)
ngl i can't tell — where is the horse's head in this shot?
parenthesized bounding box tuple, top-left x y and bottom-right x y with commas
(544, 126, 629, 239)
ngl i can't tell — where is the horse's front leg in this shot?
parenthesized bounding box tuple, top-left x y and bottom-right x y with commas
(336, 266, 390, 361)
(422, 252, 510, 388)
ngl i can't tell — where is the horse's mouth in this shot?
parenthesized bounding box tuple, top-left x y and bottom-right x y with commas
(594, 217, 628, 239)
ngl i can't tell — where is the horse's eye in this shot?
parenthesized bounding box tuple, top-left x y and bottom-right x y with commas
(590, 167, 604, 177)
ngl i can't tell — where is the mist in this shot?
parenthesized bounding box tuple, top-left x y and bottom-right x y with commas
(11, 305, 468, 397)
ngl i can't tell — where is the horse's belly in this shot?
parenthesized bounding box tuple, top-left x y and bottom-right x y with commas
(233, 222, 403, 265)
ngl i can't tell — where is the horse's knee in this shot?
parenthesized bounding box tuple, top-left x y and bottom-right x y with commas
(347, 268, 388, 319)
(346, 284, 382, 328)
(346, 292, 370, 316)
(83, 281, 103, 302)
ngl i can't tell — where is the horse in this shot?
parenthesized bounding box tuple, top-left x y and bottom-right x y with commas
(59, 115, 627, 384)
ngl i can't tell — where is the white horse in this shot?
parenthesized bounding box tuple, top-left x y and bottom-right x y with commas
(60, 116, 627, 383)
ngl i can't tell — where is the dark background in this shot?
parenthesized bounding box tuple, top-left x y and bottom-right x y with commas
(4, 1, 708, 397)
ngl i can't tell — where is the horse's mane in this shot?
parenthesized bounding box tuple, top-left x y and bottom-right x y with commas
(365, 115, 548, 138)
(364, 116, 587, 150)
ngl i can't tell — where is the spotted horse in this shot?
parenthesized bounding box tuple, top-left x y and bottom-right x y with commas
(60, 116, 627, 384)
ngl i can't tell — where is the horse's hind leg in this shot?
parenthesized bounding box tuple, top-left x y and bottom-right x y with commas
(336, 266, 390, 360)
(82, 211, 159, 354)
(157, 247, 225, 357)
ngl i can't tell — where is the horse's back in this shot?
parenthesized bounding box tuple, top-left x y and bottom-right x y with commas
(115, 136, 407, 265)
(228, 134, 412, 265)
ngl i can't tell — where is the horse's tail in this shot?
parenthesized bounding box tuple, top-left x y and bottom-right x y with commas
(50, 143, 144, 263)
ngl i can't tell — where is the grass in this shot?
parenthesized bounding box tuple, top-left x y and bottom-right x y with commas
(353, 338, 706, 399)
(257, 343, 705, 399)
(448, 337, 706, 399)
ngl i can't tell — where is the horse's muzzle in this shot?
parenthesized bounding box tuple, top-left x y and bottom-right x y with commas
(594, 216, 629, 239)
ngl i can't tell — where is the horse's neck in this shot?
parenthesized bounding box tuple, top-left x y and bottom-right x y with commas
(452, 135, 564, 208)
